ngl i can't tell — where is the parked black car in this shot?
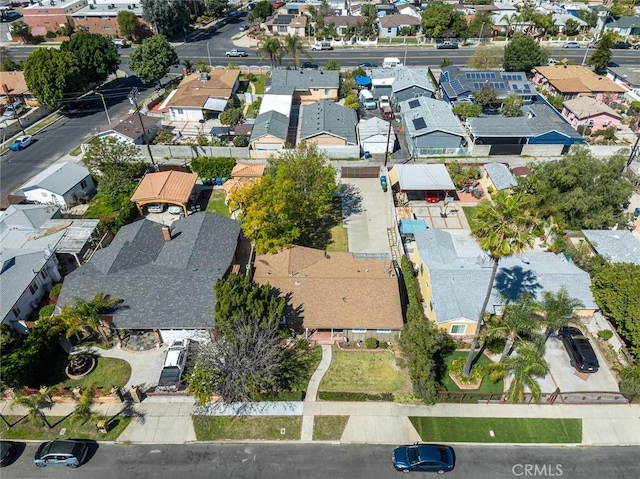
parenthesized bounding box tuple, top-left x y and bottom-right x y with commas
(559, 326, 599, 373)
(392, 444, 455, 473)
(0, 441, 15, 467)
(34, 440, 88, 468)
(300, 62, 319, 70)
(612, 41, 631, 49)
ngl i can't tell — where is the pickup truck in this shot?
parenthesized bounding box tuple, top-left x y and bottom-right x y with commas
(225, 49, 248, 57)
(436, 41, 459, 50)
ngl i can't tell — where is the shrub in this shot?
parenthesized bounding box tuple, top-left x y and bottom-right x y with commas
(364, 337, 379, 349)
(484, 336, 506, 354)
(153, 130, 174, 144)
(486, 185, 495, 195)
(318, 391, 394, 401)
(296, 338, 309, 350)
(597, 329, 614, 341)
(190, 156, 236, 179)
(619, 364, 640, 393)
(39, 304, 56, 319)
(449, 357, 485, 384)
(49, 283, 63, 300)
(196, 134, 210, 146)
(233, 135, 249, 147)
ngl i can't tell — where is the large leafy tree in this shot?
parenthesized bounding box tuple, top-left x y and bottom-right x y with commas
(60, 33, 120, 85)
(283, 34, 309, 68)
(252, 0, 274, 21)
(472, 84, 498, 107)
(421, 1, 468, 38)
(589, 31, 615, 71)
(83, 137, 147, 198)
(256, 37, 283, 68)
(467, 10, 493, 38)
(503, 34, 548, 72)
(463, 192, 540, 376)
(141, 0, 190, 39)
(230, 144, 337, 254)
(213, 274, 286, 336)
(527, 146, 633, 230)
(539, 288, 584, 342)
(205, 0, 228, 18)
(501, 93, 524, 117)
(23, 48, 82, 108)
(488, 342, 548, 403)
(0, 46, 22, 71)
(591, 263, 640, 358)
(10, 20, 30, 41)
(52, 293, 121, 344)
(117, 10, 140, 40)
(468, 45, 504, 70)
(129, 34, 178, 84)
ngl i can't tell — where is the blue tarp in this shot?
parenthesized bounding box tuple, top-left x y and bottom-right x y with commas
(399, 219, 428, 235)
(355, 75, 372, 86)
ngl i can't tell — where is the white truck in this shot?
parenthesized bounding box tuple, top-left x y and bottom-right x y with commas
(382, 57, 402, 68)
(311, 42, 333, 51)
(225, 49, 248, 57)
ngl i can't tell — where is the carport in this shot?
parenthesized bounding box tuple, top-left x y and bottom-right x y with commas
(130, 170, 198, 217)
(388, 164, 456, 202)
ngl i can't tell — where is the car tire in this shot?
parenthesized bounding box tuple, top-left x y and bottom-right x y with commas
(67, 463, 79, 468)
(35, 463, 46, 467)
(402, 469, 410, 474)
(437, 470, 445, 475)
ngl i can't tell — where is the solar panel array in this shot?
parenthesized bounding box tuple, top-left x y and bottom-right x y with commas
(412, 117, 427, 130)
(491, 82, 506, 89)
(472, 82, 484, 89)
(408, 99, 420, 109)
(450, 79, 466, 95)
(511, 83, 532, 94)
(274, 14, 294, 24)
(502, 74, 524, 81)
(466, 72, 496, 79)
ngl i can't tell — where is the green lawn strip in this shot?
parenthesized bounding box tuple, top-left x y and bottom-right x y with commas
(409, 417, 582, 443)
(443, 351, 503, 393)
(205, 189, 231, 217)
(313, 416, 349, 441)
(462, 206, 477, 228)
(38, 349, 131, 389)
(26, 113, 62, 135)
(192, 416, 302, 440)
(320, 348, 411, 394)
(326, 224, 349, 252)
(0, 415, 131, 441)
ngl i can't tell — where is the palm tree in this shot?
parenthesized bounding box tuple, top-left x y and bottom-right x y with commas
(539, 287, 584, 342)
(70, 387, 99, 425)
(283, 34, 309, 68)
(488, 342, 548, 403)
(463, 191, 540, 376)
(256, 36, 284, 69)
(482, 292, 544, 359)
(182, 59, 193, 73)
(500, 14, 521, 40)
(10, 389, 52, 430)
(53, 293, 120, 345)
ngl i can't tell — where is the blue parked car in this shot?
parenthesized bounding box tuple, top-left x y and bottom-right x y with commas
(392, 443, 455, 474)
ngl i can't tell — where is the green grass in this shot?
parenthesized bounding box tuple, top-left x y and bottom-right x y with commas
(25, 113, 61, 135)
(192, 416, 302, 440)
(249, 74, 267, 94)
(205, 189, 231, 217)
(69, 144, 84, 156)
(326, 224, 348, 252)
(313, 416, 349, 440)
(0, 414, 131, 441)
(409, 417, 582, 443)
(443, 351, 503, 393)
(56, 357, 131, 390)
(320, 348, 411, 394)
(462, 206, 477, 229)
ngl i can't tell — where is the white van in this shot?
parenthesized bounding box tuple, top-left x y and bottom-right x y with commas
(358, 90, 377, 110)
(382, 57, 402, 68)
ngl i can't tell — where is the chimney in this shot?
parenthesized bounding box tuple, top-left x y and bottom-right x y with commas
(183, 67, 188, 77)
(162, 225, 172, 241)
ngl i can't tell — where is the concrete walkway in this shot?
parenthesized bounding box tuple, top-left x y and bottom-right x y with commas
(301, 345, 332, 440)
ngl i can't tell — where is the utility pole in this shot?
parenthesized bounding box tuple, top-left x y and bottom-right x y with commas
(2, 84, 26, 135)
(95, 90, 111, 124)
(384, 100, 394, 167)
(128, 87, 156, 170)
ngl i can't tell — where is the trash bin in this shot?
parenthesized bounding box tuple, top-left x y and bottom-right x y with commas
(380, 176, 388, 192)
(96, 420, 109, 433)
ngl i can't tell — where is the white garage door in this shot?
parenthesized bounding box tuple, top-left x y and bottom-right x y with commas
(362, 141, 389, 154)
(158, 329, 209, 343)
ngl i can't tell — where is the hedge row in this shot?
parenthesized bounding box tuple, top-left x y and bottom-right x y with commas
(318, 391, 394, 402)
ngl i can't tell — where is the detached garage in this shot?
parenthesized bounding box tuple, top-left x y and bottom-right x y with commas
(388, 164, 456, 201)
(359, 117, 395, 154)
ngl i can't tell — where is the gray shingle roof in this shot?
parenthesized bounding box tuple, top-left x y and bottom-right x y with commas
(250, 110, 290, 143)
(440, 66, 534, 100)
(483, 162, 517, 190)
(582, 230, 640, 265)
(399, 96, 465, 138)
(299, 100, 358, 144)
(392, 67, 435, 94)
(606, 16, 640, 29)
(270, 69, 340, 91)
(57, 213, 241, 330)
(358, 117, 389, 140)
(467, 103, 583, 140)
(414, 229, 597, 324)
(17, 162, 91, 196)
(0, 250, 50, 321)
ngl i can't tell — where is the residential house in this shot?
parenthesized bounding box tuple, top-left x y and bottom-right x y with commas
(300, 100, 358, 146)
(252, 246, 404, 342)
(57, 213, 243, 343)
(322, 15, 363, 36)
(1, 71, 37, 106)
(377, 14, 421, 37)
(388, 164, 456, 201)
(396, 5, 421, 19)
(15, 162, 96, 209)
(604, 16, 640, 37)
(581, 230, 640, 265)
(398, 96, 466, 157)
(551, 13, 588, 33)
(165, 70, 240, 122)
(262, 13, 307, 36)
(268, 70, 339, 105)
(412, 229, 597, 337)
(532, 65, 626, 102)
(96, 112, 161, 145)
(369, 67, 435, 102)
(358, 117, 395, 154)
(438, 67, 535, 104)
(481, 162, 517, 192)
(606, 65, 640, 93)
(249, 110, 291, 151)
(375, 3, 397, 17)
(222, 163, 266, 202)
(130, 170, 198, 217)
(466, 103, 584, 156)
(561, 97, 622, 132)
(1, 205, 99, 333)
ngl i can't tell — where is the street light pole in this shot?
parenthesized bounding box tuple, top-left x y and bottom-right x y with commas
(206, 42, 211, 67)
(479, 22, 485, 42)
(128, 87, 156, 170)
(95, 91, 111, 124)
(581, 45, 590, 66)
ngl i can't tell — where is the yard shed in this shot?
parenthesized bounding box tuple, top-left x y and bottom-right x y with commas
(358, 117, 394, 154)
(130, 170, 198, 217)
(388, 164, 455, 200)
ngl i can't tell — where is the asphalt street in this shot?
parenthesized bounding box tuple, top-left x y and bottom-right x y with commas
(1, 443, 638, 479)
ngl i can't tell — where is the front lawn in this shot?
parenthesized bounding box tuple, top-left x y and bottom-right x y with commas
(320, 348, 411, 394)
(409, 417, 582, 443)
(0, 414, 131, 441)
(326, 224, 348, 252)
(313, 416, 349, 441)
(462, 206, 477, 229)
(192, 416, 302, 440)
(205, 189, 231, 217)
(443, 351, 503, 393)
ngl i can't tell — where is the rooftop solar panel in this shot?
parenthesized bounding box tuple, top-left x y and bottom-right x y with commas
(408, 99, 420, 109)
(412, 117, 427, 130)
(450, 79, 466, 95)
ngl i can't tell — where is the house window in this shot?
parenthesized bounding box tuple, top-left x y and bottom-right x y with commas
(376, 329, 392, 334)
(101, 15, 109, 19)
(324, 89, 330, 95)
(80, 179, 87, 189)
(351, 329, 367, 333)
(602, 121, 610, 126)
(12, 306, 21, 318)
(450, 325, 466, 335)
(40, 270, 47, 279)
(586, 120, 594, 126)
(102, 26, 111, 30)
(29, 281, 38, 295)
(387, 28, 392, 34)
(419, 264, 424, 275)
(177, 109, 184, 114)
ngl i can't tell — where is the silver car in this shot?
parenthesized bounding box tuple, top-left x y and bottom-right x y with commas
(34, 440, 88, 468)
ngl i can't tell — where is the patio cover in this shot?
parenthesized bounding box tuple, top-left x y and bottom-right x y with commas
(39, 219, 100, 254)
(203, 97, 228, 112)
(355, 75, 372, 86)
(389, 164, 455, 191)
(130, 171, 198, 204)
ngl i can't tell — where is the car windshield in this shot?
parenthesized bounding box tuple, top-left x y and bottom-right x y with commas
(407, 446, 420, 465)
